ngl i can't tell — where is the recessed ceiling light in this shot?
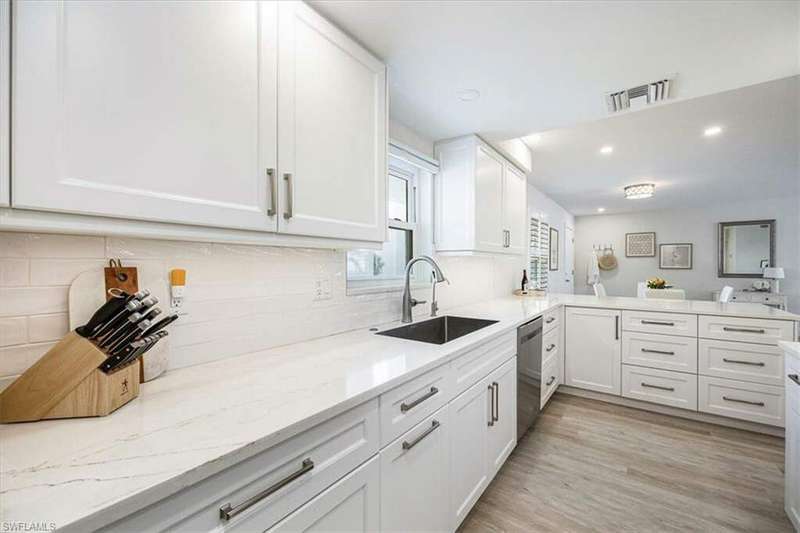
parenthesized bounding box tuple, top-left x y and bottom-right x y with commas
(624, 183, 655, 199)
(704, 125, 722, 136)
(597, 207, 606, 213)
(456, 89, 480, 102)
(599, 145, 614, 154)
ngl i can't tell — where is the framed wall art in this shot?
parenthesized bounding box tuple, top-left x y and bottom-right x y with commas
(549, 227, 559, 271)
(659, 243, 693, 269)
(625, 232, 656, 257)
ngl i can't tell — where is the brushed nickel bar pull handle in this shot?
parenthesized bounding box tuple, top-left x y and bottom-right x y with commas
(283, 173, 293, 220)
(723, 327, 765, 334)
(402, 420, 440, 451)
(545, 317, 555, 324)
(641, 382, 675, 392)
(615, 316, 619, 340)
(546, 376, 556, 386)
(400, 386, 438, 413)
(492, 381, 500, 422)
(723, 396, 765, 407)
(546, 343, 556, 352)
(789, 374, 800, 387)
(642, 348, 675, 355)
(641, 320, 675, 326)
(487, 385, 495, 427)
(266, 168, 276, 217)
(723, 358, 765, 367)
(220, 458, 314, 521)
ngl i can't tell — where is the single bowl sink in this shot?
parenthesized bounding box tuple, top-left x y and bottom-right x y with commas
(376, 315, 498, 345)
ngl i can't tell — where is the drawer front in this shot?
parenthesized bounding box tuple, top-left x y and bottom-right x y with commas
(698, 376, 784, 427)
(541, 353, 559, 408)
(621, 365, 697, 411)
(698, 315, 794, 345)
(698, 339, 783, 386)
(785, 353, 800, 417)
(543, 307, 561, 333)
(451, 331, 516, 398)
(729, 293, 749, 303)
(380, 406, 450, 533)
(621, 310, 697, 337)
(380, 363, 449, 446)
(622, 331, 697, 373)
(542, 326, 560, 367)
(110, 400, 379, 532)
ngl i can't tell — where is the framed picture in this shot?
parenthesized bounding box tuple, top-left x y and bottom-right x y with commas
(659, 243, 693, 269)
(625, 232, 656, 257)
(549, 227, 559, 271)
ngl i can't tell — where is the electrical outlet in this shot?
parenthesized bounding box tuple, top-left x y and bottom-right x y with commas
(313, 276, 332, 301)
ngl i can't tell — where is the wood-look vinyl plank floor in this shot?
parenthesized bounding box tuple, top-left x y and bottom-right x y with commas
(459, 393, 791, 533)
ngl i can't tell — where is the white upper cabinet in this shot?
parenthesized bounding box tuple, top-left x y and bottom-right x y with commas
(0, 0, 8, 207)
(13, 1, 278, 231)
(277, 1, 387, 242)
(434, 135, 528, 255)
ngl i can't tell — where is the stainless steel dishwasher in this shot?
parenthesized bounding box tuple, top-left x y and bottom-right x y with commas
(517, 317, 543, 440)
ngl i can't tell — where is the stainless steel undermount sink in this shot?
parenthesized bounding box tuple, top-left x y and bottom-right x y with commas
(376, 315, 498, 345)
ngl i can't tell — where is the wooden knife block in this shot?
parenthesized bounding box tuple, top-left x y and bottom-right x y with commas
(0, 332, 140, 423)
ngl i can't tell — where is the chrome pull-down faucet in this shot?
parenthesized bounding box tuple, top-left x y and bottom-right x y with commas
(401, 255, 448, 323)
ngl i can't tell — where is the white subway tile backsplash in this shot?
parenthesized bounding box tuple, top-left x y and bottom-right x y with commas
(0, 287, 69, 317)
(0, 230, 518, 382)
(28, 314, 69, 343)
(0, 317, 28, 347)
(29, 259, 107, 286)
(0, 259, 29, 286)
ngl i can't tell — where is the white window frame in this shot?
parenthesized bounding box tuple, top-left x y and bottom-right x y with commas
(529, 217, 549, 290)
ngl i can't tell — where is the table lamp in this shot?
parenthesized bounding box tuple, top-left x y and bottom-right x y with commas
(763, 267, 785, 294)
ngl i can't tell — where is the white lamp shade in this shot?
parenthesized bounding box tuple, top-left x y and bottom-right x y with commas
(763, 267, 785, 279)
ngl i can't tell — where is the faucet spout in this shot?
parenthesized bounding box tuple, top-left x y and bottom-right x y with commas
(401, 255, 448, 323)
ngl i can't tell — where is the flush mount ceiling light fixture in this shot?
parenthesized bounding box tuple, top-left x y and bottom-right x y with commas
(704, 125, 723, 136)
(456, 88, 480, 102)
(599, 145, 614, 155)
(597, 207, 606, 213)
(624, 183, 655, 200)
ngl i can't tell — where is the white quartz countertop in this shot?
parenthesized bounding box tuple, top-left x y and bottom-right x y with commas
(1, 294, 796, 530)
(780, 341, 800, 361)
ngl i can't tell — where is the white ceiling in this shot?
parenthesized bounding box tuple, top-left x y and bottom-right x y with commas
(310, 1, 799, 142)
(528, 76, 799, 215)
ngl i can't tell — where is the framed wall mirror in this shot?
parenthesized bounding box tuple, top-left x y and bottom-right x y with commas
(718, 220, 775, 278)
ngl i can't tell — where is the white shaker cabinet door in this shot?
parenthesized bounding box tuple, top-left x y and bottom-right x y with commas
(787, 408, 800, 528)
(565, 307, 622, 395)
(503, 164, 527, 254)
(266, 457, 380, 533)
(486, 356, 517, 479)
(474, 146, 505, 253)
(13, 1, 278, 230)
(277, 1, 386, 242)
(0, 0, 8, 206)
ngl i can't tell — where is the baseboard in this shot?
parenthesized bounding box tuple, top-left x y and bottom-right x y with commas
(557, 386, 785, 438)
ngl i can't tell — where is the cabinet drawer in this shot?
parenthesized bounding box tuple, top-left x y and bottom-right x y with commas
(698, 339, 783, 386)
(111, 400, 379, 532)
(380, 363, 449, 446)
(622, 365, 697, 411)
(380, 406, 449, 533)
(698, 315, 794, 345)
(622, 331, 697, 373)
(541, 353, 559, 408)
(543, 307, 561, 333)
(622, 310, 697, 337)
(451, 331, 516, 398)
(698, 376, 784, 427)
(542, 326, 560, 367)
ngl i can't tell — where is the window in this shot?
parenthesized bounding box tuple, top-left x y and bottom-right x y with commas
(347, 154, 428, 293)
(529, 217, 549, 290)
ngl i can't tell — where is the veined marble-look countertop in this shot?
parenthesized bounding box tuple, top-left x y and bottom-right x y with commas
(1, 294, 797, 530)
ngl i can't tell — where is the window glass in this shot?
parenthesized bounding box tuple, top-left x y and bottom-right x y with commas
(347, 227, 411, 282)
(387, 174, 408, 222)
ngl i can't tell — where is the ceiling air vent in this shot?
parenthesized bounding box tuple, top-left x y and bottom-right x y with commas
(605, 77, 673, 113)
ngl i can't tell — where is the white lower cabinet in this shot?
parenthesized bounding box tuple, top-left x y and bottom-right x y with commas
(565, 307, 621, 395)
(380, 407, 450, 533)
(486, 357, 517, 477)
(784, 353, 800, 529)
(698, 375, 784, 427)
(621, 365, 697, 411)
(266, 456, 380, 533)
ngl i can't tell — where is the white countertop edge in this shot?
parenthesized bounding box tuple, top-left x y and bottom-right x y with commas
(780, 341, 800, 360)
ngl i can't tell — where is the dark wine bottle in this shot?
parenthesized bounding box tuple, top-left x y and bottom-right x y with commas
(521, 269, 529, 292)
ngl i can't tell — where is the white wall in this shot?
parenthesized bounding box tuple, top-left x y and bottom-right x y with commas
(573, 196, 800, 311)
(528, 183, 575, 294)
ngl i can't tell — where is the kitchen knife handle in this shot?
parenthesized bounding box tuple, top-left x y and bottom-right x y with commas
(267, 168, 276, 217)
(283, 173, 293, 220)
